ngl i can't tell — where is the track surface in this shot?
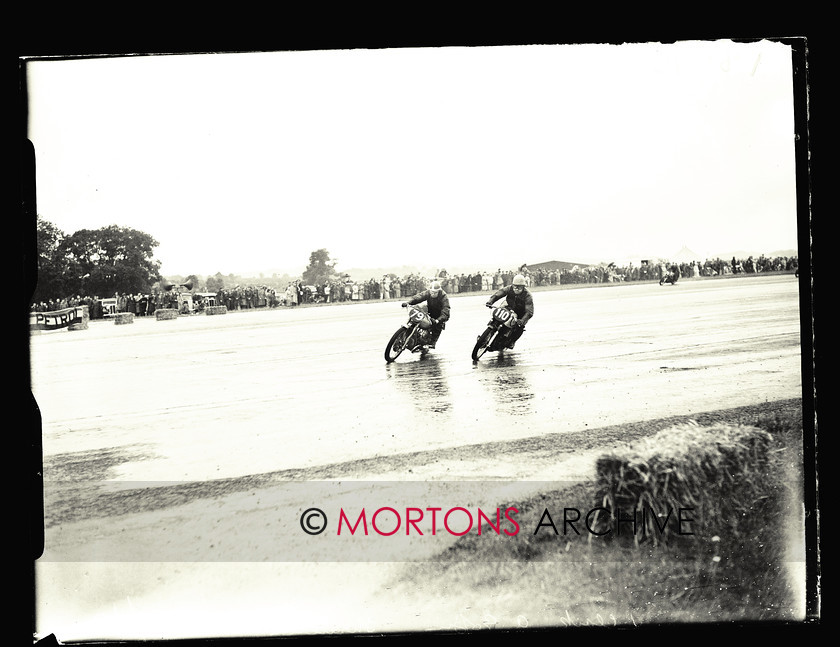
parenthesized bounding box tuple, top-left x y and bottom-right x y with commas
(31, 274, 804, 639)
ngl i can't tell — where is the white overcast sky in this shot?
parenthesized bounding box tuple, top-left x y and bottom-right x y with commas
(24, 40, 801, 278)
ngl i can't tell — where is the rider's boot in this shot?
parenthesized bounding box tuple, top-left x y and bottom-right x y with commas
(506, 327, 523, 350)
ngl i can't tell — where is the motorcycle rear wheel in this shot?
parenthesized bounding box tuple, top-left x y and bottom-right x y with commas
(385, 327, 410, 362)
(472, 327, 496, 361)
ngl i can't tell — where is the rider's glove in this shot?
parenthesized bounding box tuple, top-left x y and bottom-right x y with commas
(432, 318, 439, 325)
(485, 302, 493, 308)
(401, 302, 409, 308)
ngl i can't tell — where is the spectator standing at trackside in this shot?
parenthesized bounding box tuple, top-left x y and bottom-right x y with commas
(401, 279, 451, 349)
(493, 269, 503, 290)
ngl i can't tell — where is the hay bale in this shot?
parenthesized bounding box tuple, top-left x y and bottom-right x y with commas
(155, 308, 179, 321)
(591, 422, 773, 543)
(114, 312, 134, 325)
(68, 305, 90, 331)
(205, 305, 227, 315)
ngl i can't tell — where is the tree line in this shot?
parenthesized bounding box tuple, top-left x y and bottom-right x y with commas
(30, 216, 295, 304)
(32, 217, 161, 304)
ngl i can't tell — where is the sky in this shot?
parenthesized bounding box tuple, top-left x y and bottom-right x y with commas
(23, 40, 802, 279)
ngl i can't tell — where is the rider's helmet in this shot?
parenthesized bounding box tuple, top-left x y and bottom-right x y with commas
(429, 280, 442, 297)
(512, 274, 527, 290)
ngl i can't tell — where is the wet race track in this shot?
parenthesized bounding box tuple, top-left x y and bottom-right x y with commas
(31, 274, 804, 639)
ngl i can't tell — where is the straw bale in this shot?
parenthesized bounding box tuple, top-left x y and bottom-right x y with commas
(68, 305, 90, 331)
(114, 312, 134, 325)
(591, 421, 773, 543)
(205, 306, 227, 315)
(155, 308, 179, 321)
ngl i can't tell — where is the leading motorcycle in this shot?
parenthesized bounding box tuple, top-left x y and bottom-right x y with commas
(384, 304, 434, 362)
(472, 305, 519, 361)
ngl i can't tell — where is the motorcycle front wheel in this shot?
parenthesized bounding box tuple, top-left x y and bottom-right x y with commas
(471, 327, 496, 361)
(385, 327, 410, 362)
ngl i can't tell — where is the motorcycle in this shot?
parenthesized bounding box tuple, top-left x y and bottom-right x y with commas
(384, 304, 435, 362)
(472, 305, 520, 361)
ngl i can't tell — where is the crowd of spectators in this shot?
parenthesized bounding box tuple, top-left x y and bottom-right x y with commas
(30, 253, 798, 318)
(215, 285, 280, 310)
(521, 254, 798, 285)
(272, 253, 798, 305)
(31, 291, 173, 320)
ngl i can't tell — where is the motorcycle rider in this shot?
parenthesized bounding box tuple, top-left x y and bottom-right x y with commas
(660, 263, 681, 285)
(402, 280, 450, 349)
(485, 273, 534, 349)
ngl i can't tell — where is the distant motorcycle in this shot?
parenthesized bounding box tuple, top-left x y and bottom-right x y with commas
(384, 304, 434, 362)
(660, 266, 680, 285)
(472, 305, 519, 361)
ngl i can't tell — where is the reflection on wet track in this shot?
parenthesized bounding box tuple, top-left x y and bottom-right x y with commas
(387, 351, 536, 416)
(472, 354, 534, 414)
(386, 355, 452, 414)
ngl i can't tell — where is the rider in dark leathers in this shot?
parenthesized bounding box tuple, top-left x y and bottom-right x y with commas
(660, 263, 681, 285)
(402, 280, 450, 349)
(485, 273, 534, 349)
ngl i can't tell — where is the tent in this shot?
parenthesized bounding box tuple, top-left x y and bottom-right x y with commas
(671, 246, 703, 263)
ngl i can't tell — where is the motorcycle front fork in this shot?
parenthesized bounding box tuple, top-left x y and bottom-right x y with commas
(493, 326, 516, 349)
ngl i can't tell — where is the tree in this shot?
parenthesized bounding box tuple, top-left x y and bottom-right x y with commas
(301, 248, 338, 286)
(57, 225, 161, 297)
(31, 216, 69, 303)
(206, 273, 225, 292)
